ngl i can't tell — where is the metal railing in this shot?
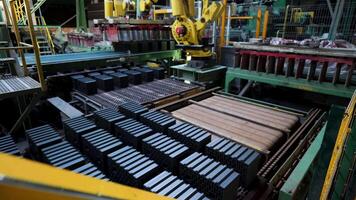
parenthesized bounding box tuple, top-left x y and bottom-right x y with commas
(2, 0, 46, 91)
(271, 2, 356, 42)
(225, 3, 269, 45)
(13, 0, 47, 25)
(35, 16, 55, 55)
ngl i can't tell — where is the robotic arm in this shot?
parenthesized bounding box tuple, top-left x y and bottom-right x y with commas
(171, 0, 224, 61)
(140, 0, 159, 12)
(105, 0, 135, 18)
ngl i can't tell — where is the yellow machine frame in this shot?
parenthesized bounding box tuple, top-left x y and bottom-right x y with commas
(105, 0, 136, 18)
(140, 0, 158, 12)
(0, 153, 169, 200)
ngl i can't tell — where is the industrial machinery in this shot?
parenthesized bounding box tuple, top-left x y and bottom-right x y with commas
(105, 0, 136, 18)
(140, 0, 158, 13)
(171, 0, 224, 68)
(1, 0, 356, 199)
(222, 43, 356, 98)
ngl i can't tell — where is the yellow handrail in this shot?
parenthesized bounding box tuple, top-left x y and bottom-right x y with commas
(39, 16, 55, 54)
(14, 0, 26, 25)
(9, 0, 46, 91)
(320, 90, 356, 200)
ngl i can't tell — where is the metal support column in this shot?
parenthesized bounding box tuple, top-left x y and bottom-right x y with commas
(262, 9, 269, 40)
(10, 93, 41, 134)
(1, 0, 11, 26)
(0, 3, 3, 22)
(76, 0, 87, 32)
(255, 6, 262, 38)
(226, 5, 231, 45)
(136, 0, 141, 19)
(238, 80, 253, 97)
(328, 0, 345, 41)
(326, 0, 334, 16)
(218, 0, 227, 61)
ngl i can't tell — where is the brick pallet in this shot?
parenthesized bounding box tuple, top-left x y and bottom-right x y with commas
(180, 152, 240, 200)
(140, 110, 176, 132)
(0, 135, 20, 156)
(142, 133, 190, 172)
(205, 137, 261, 187)
(168, 122, 211, 152)
(114, 118, 153, 149)
(144, 171, 209, 200)
(63, 116, 97, 149)
(25, 124, 62, 160)
(93, 108, 126, 133)
(107, 145, 160, 188)
(81, 129, 123, 171)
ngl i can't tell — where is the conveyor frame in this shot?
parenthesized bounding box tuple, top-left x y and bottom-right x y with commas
(24, 50, 181, 75)
(224, 44, 356, 98)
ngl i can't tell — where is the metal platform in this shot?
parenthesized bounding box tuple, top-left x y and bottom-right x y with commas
(0, 76, 41, 99)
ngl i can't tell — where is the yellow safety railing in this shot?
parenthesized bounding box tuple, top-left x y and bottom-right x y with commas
(13, 0, 26, 25)
(5, 0, 47, 91)
(35, 16, 55, 54)
(320, 90, 356, 200)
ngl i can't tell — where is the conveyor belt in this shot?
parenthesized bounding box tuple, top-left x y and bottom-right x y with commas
(0, 76, 41, 99)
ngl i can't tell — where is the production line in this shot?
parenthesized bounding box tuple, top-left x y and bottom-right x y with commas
(0, 0, 355, 199)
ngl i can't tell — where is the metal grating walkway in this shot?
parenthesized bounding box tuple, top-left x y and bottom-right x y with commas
(0, 75, 41, 99)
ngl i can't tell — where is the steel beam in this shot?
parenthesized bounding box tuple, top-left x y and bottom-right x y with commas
(76, 0, 87, 31)
(328, 0, 345, 41)
(326, 0, 334, 16)
(10, 92, 42, 134)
